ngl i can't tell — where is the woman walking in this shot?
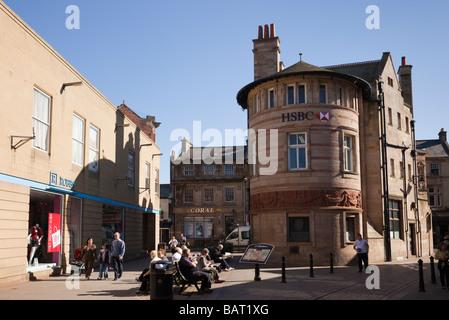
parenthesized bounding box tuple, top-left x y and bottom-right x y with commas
(82, 237, 97, 280)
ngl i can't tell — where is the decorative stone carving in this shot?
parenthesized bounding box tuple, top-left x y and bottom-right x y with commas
(250, 189, 362, 210)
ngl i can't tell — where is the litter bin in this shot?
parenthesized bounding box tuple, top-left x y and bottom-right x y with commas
(150, 260, 173, 300)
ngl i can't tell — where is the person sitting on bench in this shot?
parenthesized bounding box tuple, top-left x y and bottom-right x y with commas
(178, 248, 213, 293)
(209, 244, 234, 271)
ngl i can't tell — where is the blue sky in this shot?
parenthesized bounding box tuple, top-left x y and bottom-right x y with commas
(4, 0, 449, 184)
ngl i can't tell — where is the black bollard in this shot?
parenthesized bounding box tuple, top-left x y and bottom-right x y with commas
(430, 256, 437, 284)
(418, 259, 425, 292)
(254, 263, 261, 281)
(309, 253, 314, 277)
(330, 252, 334, 274)
(281, 256, 286, 283)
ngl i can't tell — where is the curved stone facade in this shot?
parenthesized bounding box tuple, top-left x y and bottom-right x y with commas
(237, 24, 433, 267)
(243, 73, 365, 265)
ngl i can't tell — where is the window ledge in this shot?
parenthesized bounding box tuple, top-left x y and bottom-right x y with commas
(342, 172, 358, 179)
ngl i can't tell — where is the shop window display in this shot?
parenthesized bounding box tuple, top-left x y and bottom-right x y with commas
(27, 190, 62, 270)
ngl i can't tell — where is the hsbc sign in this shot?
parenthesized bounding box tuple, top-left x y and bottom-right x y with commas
(281, 111, 333, 123)
(316, 111, 333, 121)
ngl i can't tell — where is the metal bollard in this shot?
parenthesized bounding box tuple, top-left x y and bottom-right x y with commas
(418, 259, 425, 292)
(309, 253, 314, 277)
(430, 256, 437, 284)
(254, 263, 261, 281)
(281, 256, 286, 283)
(330, 252, 334, 274)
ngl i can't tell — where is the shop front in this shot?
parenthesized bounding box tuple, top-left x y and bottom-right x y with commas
(27, 189, 64, 274)
(0, 171, 159, 284)
(179, 207, 243, 248)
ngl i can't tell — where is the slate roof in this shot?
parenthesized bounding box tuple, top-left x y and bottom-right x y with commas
(416, 139, 449, 158)
(236, 58, 374, 109)
(181, 145, 248, 162)
(277, 60, 333, 74)
(160, 184, 172, 199)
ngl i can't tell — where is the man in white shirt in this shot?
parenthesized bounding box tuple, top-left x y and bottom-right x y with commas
(172, 247, 182, 262)
(353, 233, 369, 272)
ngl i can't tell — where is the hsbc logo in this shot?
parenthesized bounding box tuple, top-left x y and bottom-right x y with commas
(316, 111, 333, 121)
(282, 111, 333, 123)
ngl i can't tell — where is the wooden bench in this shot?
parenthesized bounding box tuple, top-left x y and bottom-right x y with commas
(172, 261, 202, 295)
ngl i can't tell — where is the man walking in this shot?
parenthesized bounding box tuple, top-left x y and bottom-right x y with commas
(111, 232, 125, 280)
(354, 233, 369, 272)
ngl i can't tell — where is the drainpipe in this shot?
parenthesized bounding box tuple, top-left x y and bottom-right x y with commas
(378, 81, 391, 262)
(410, 120, 422, 257)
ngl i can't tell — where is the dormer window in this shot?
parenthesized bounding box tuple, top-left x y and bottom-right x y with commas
(297, 84, 306, 104)
(287, 85, 295, 105)
(319, 85, 327, 104)
(268, 88, 275, 108)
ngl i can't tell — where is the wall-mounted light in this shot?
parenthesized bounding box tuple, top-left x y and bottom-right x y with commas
(60, 81, 83, 94)
(139, 143, 153, 150)
(114, 123, 130, 132)
(152, 153, 163, 159)
(113, 176, 130, 182)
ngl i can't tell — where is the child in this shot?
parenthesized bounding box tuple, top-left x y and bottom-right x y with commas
(168, 236, 178, 249)
(97, 243, 111, 280)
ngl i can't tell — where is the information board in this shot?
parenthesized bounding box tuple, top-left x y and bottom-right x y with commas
(239, 243, 275, 264)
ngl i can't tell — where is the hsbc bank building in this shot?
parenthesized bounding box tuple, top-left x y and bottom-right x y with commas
(236, 24, 433, 266)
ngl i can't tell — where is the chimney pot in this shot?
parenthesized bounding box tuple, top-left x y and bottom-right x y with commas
(402, 56, 406, 66)
(270, 23, 275, 37)
(264, 24, 269, 39)
(258, 25, 263, 39)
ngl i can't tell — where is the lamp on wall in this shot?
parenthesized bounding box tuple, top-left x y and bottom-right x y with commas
(60, 81, 83, 94)
(152, 153, 163, 159)
(139, 143, 153, 149)
(113, 176, 130, 183)
(114, 123, 130, 132)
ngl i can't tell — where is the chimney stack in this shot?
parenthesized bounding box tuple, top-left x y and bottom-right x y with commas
(398, 56, 413, 112)
(253, 24, 281, 81)
(439, 128, 447, 143)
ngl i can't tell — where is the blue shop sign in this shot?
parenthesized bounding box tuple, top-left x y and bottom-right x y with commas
(50, 172, 75, 189)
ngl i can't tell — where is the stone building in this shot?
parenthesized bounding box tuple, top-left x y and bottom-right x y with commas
(417, 129, 449, 243)
(170, 139, 249, 248)
(0, 2, 161, 286)
(236, 24, 432, 266)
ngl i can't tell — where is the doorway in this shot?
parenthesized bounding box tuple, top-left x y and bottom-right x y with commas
(28, 190, 63, 271)
(409, 223, 417, 256)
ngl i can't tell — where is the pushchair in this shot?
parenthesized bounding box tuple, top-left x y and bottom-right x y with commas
(69, 248, 85, 275)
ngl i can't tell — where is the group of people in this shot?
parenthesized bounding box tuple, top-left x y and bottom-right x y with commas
(435, 232, 449, 290)
(80, 232, 125, 280)
(135, 235, 234, 295)
(79, 231, 235, 295)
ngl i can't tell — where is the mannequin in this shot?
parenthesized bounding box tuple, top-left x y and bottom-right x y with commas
(28, 223, 44, 266)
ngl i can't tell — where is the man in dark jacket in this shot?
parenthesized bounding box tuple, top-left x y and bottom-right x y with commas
(179, 248, 212, 293)
(209, 244, 233, 271)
